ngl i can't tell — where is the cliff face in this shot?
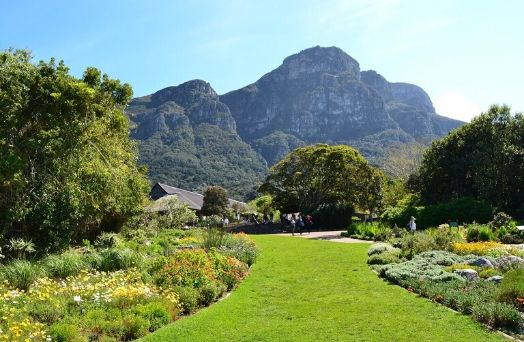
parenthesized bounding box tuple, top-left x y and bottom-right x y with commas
(221, 46, 462, 164)
(126, 46, 464, 199)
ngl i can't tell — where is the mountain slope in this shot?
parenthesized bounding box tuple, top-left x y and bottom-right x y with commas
(126, 80, 267, 200)
(127, 46, 463, 199)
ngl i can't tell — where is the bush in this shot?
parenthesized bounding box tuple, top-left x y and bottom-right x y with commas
(427, 226, 461, 251)
(154, 249, 216, 288)
(368, 243, 395, 256)
(42, 251, 88, 278)
(496, 269, 524, 310)
(121, 313, 149, 340)
(379, 252, 466, 284)
(311, 202, 354, 229)
(175, 286, 199, 314)
(27, 299, 65, 324)
(198, 281, 225, 306)
(218, 233, 258, 266)
(347, 222, 392, 241)
(133, 301, 171, 332)
(368, 249, 402, 265)
(201, 228, 227, 250)
(95, 232, 122, 249)
(398, 232, 437, 259)
(466, 224, 495, 242)
(0, 260, 41, 290)
(472, 302, 523, 330)
(48, 323, 85, 342)
(381, 196, 493, 229)
(97, 248, 144, 272)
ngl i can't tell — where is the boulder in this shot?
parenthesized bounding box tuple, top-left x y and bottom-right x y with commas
(453, 269, 479, 281)
(468, 257, 494, 269)
(486, 275, 504, 284)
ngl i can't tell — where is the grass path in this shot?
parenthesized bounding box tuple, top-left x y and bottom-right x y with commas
(143, 235, 507, 341)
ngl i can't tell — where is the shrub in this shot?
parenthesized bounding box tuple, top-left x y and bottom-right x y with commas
(121, 313, 149, 340)
(0, 260, 41, 290)
(478, 268, 502, 279)
(27, 299, 65, 324)
(427, 226, 461, 251)
(175, 286, 199, 314)
(97, 248, 144, 272)
(368, 249, 402, 265)
(466, 224, 495, 242)
(368, 243, 395, 256)
(311, 202, 354, 229)
(496, 269, 524, 310)
(133, 301, 171, 332)
(42, 251, 88, 278)
(452, 241, 502, 256)
(154, 249, 216, 288)
(347, 222, 392, 241)
(48, 323, 85, 342)
(219, 233, 258, 266)
(201, 227, 227, 250)
(95, 232, 122, 249)
(472, 302, 523, 330)
(489, 212, 513, 229)
(198, 281, 225, 306)
(398, 232, 436, 259)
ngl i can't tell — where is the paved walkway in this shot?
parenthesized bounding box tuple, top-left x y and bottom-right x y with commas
(275, 230, 373, 243)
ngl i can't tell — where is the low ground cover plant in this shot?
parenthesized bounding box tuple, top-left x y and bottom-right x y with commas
(368, 239, 524, 336)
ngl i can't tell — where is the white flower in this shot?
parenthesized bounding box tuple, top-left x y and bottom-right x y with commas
(73, 295, 82, 302)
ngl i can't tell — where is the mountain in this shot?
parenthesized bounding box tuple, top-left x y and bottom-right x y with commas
(221, 46, 462, 163)
(126, 46, 463, 199)
(126, 80, 267, 200)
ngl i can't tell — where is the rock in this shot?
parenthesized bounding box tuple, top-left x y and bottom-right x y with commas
(469, 257, 494, 269)
(486, 275, 504, 284)
(453, 269, 479, 281)
(494, 255, 524, 270)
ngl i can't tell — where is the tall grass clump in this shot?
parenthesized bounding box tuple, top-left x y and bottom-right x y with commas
(1, 260, 41, 290)
(42, 251, 89, 278)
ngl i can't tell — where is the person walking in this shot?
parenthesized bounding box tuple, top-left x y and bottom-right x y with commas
(407, 216, 416, 233)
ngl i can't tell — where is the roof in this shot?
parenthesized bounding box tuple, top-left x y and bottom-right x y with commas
(149, 183, 246, 212)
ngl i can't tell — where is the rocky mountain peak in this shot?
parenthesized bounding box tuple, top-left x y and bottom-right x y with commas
(275, 46, 360, 80)
(150, 79, 217, 108)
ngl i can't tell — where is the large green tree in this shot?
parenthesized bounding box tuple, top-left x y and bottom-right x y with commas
(201, 186, 229, 216)
(259, 144, 384, 214)
(0, 50, 149, 252)
(418, 105, 524, 216)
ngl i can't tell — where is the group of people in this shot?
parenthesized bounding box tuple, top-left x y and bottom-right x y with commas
(280, 213, 313, 236)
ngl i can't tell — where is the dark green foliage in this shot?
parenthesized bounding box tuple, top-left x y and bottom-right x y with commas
(201, 186, 229, 216)
(419, 105, 524, 215)
(198, 281, 225, 306)
(466, 224, 496, 242)
(0, 49, 149, 253)
(382, 196, 493, 229)
(311, 203, 354, 229)
(259, 144, 384, 216)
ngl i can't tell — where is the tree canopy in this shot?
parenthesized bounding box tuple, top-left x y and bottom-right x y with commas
(201, 186, 229, 216)
(0, 50, 149, 253)
(259, 144, 384, 214)
(418, 105, 524, 216)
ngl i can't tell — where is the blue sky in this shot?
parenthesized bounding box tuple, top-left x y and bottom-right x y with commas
(2, 0, 522, 122)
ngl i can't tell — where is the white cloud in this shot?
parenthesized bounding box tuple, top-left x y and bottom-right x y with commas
(433, 91, 483, 122)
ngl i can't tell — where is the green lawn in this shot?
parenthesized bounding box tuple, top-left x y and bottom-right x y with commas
(143, 235, 507, 341)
